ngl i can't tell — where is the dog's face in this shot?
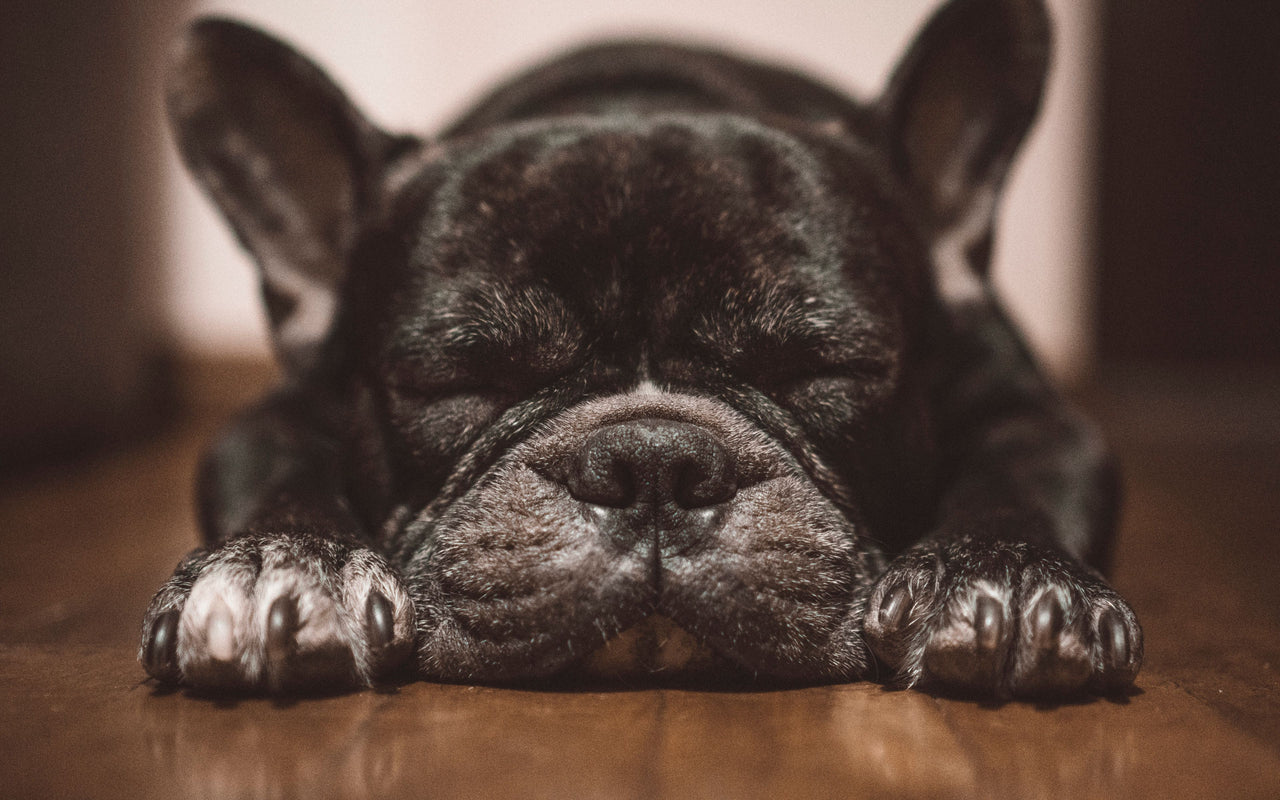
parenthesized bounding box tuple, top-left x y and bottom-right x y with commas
(170, 2, 1047, 682)
(345, 117, 934, 679)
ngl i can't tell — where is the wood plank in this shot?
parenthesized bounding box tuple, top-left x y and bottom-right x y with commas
(2, 646, 1278, 800)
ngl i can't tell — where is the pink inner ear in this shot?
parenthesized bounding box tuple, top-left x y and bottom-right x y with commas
(880, 0, 1050, 227)
(168, 16, 400, 375)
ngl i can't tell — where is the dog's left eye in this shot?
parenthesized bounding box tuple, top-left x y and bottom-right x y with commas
(767, 375, 865, 439)
(777, 373, 864, 408)
(766, 361, 896, 432)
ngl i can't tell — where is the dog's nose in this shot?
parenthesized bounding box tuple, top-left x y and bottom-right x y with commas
(567, 419, 738, 516)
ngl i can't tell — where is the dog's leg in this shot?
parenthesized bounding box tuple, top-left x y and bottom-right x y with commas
(863, 295, 1141, 697)
(859, 0, 1140, 697)
(142, 19, 422, 692)
(140, 391, 414, 692)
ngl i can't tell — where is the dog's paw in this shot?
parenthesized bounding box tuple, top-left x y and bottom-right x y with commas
(863, 536, 1142, 699)
(140, 534, 415, 693)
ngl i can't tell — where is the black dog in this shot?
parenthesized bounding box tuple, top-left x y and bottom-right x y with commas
(142, 0, 1141, 698)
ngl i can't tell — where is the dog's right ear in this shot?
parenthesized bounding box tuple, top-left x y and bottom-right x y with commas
(167, 18, 412, 373)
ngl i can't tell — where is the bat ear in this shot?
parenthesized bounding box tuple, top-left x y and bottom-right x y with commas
(880, 0, 1050, 274)
(167, 17, 412, 373)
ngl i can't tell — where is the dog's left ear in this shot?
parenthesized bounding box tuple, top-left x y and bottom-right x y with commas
(167, 18, 411, 373)
(880, 0, 1050, 274)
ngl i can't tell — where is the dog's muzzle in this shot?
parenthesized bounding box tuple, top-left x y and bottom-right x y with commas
(409, 392, 875, 683)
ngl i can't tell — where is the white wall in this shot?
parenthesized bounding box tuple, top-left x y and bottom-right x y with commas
(164, 0, 1100, 382)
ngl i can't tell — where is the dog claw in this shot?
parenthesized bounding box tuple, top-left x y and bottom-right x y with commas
(878, 585, 911, 631)
(145, 610, 181, 683)
(1030, 592, 1065, 652)
(365, 591, 395, 651)
(973, 596, 1004, 652)
(1098, 608, 1129, 665)
(266, 595, 298, 660)
(206, 597, 237, 662)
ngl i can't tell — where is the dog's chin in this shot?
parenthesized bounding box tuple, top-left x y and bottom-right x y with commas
(568, 614, 724, 680)
(548, 609, 874, 688)
(543, 614, 862, 688)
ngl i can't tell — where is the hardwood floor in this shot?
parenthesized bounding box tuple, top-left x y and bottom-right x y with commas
(2, 360, 1278, 799)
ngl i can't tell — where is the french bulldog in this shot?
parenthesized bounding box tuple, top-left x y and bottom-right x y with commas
(141, 0, 1142, 698)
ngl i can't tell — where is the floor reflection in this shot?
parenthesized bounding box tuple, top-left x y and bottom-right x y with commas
(131, 674, 1280, 800)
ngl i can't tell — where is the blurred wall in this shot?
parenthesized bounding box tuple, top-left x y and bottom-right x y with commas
(164, 0, 1101, 382)
(1099, 2, 1280, 368)
(0, 1, 178, 466)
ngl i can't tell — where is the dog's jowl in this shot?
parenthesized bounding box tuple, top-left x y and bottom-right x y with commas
(143, 0, 1142, 698)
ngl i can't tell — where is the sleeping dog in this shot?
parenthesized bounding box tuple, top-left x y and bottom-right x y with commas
(142, 0, 1141, 698)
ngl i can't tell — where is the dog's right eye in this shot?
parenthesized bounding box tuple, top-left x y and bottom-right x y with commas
(384, 364, 513, 403)
(382, 345, 558, 402)
(386, 378, 509, 406)
(381, 368, 519, 465)
(387, 387, 510, 443)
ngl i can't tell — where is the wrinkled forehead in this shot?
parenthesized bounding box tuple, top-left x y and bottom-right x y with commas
(373, 115, 915, 366)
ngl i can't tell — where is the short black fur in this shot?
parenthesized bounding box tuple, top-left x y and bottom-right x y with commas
(144, 0, 1141, 698)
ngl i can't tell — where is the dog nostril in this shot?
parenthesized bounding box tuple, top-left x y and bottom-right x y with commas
(566, 419, 738, 510)
(572, 451, 637, 507)
(673, 460, 736, 509)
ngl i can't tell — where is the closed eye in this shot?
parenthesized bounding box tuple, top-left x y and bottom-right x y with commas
(386, 360, 523, 403)
(383, 279, 585, 400)
(769, 356, 895, 387)
(757, 355, 901, 437)
(749, 351, 898, 401)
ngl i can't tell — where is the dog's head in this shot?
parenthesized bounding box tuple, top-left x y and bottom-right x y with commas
(169, 0, 1049, 682)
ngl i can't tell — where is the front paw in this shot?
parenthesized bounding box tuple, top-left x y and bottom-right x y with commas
(863, 536, 1142, 698)
(140, 533, 415, 693)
